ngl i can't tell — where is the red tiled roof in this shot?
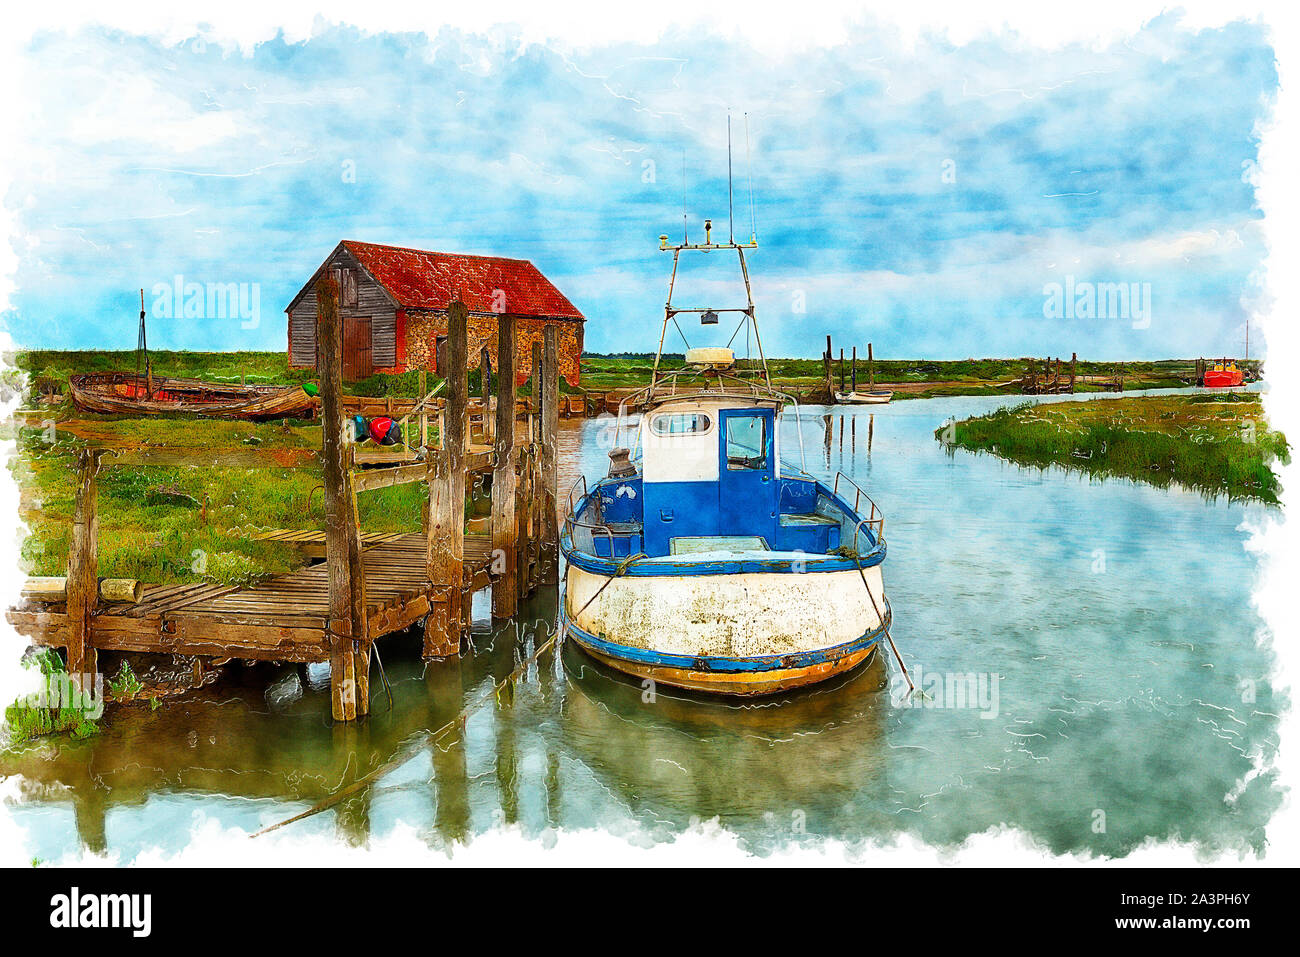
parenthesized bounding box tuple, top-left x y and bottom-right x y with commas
(341, 240, 584, 320)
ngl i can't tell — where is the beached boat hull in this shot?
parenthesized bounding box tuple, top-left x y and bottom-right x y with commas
(562, 563, 888, 696)
(69, 373, 318, 420)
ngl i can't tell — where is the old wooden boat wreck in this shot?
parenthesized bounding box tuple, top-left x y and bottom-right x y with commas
(67, 290, 318, 420)
(69, 372, 318, 419)
(559, 219, 894, 696)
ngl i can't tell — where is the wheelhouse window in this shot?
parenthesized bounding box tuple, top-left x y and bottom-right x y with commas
(725, 415, 768, 470)
(651, 412, 712, 436)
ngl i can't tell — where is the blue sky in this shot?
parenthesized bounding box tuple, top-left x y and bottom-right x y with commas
(2, 14, 1276, 359)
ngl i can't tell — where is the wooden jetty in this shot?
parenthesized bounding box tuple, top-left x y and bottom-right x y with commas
(1021, 354, 1078, 395)
(8, 280, 562, 721)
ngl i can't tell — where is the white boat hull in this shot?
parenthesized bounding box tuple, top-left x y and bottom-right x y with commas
(835, 391, 893, 405)
(562, 563, 888, 694)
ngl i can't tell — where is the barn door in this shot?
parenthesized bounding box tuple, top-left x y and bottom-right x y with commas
(342, 316, 373, 381)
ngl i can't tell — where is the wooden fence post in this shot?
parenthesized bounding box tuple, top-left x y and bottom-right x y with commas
(66, 448, 101, 690)
(492, 314, 518, 619)
(538, 326, 561, 586)
(425, 302, 467, 656)
(318, 276, 369, 720)
(480, 346, 493, 446)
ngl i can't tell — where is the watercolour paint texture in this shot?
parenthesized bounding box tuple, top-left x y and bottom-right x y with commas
(0, 8, 1293, 868)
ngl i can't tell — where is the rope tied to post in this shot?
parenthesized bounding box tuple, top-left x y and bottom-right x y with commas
(850, 551, 924, 699)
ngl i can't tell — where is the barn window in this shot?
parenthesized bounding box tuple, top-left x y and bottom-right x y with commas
(340, 268, 359, 308)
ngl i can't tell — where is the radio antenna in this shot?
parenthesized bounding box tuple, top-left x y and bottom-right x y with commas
(727, 113, 735, 244)
(745, 112, 756, 242)
(682, 151, 688, 245)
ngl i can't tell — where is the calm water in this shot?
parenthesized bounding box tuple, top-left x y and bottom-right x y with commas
(2, 390, 1281, 859)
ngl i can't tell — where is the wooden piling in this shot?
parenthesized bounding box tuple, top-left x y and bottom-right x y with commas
(480, 346, 493, 445)
(425, 302, 467, 657)
(868, 342, 874, 390)
(538, 326, 560, 586)
(823, 335, 833, 403)
(522, 341, 543, 593)
(65, 448, 101, 689)
(418, 369, 428, 448)
(317, 276, 369, 720)
(1070, 353, 1077, 393)
(852, 346, 857, 393)
(492, 314, 518, 619)
(838, 348, 845, 392)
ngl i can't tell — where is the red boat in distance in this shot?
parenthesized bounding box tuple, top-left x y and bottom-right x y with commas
(1203, 360, 1244, 388)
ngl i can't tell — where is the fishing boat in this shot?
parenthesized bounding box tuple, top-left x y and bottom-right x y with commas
(1203, 360, 1244, 389)
(834, 390, 893, 405)
(559, 218, 894, 696)
(69, 372, 318, 420)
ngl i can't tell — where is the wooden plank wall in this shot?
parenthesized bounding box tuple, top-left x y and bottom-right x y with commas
(289, 246, 397, 369)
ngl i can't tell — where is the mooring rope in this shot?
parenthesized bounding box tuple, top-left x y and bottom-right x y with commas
(851, 553, 917, 695)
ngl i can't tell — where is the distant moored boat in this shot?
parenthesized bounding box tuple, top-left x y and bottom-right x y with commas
(835, 390, 893, 405)
(1202, 360, 1244, 389)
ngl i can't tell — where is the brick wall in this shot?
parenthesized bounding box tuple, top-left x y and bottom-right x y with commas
(403, 311, 583, 386)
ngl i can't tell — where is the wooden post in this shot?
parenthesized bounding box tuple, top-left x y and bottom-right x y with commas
(538, 326, 561, 586)
(418, 369, 428, 449)
(823, 335, 833, 403)
(852, 346, 857, 393)
(317, 276, 369, 720)
(868, 342, 874, 390)
(492, 315, 518, 619)
(521, 341, 543, 593)
(425, 302, 467, 657)
(480, 346, 493, 446)
(838, 348, 844, 392)
(65, 448, 101, 690)
(531, 342, 542, 417)
(1070, 353, 1077, 393)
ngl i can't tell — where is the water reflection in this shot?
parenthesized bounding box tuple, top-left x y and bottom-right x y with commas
(560, 642, 889, 833)
(0, 389, 1281, 860)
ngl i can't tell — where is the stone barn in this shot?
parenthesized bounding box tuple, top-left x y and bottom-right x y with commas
(285, 240, 585, 385)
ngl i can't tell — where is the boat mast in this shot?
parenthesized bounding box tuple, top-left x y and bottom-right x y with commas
(135, 288, 153, 398)
(650, 119, 768, 390)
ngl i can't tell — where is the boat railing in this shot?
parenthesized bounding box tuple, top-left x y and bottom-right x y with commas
(563, 474, 632, 557)
(833, 472, 886, 547)
(566, 474, 590, 519)
(562, 514, 619, 557)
